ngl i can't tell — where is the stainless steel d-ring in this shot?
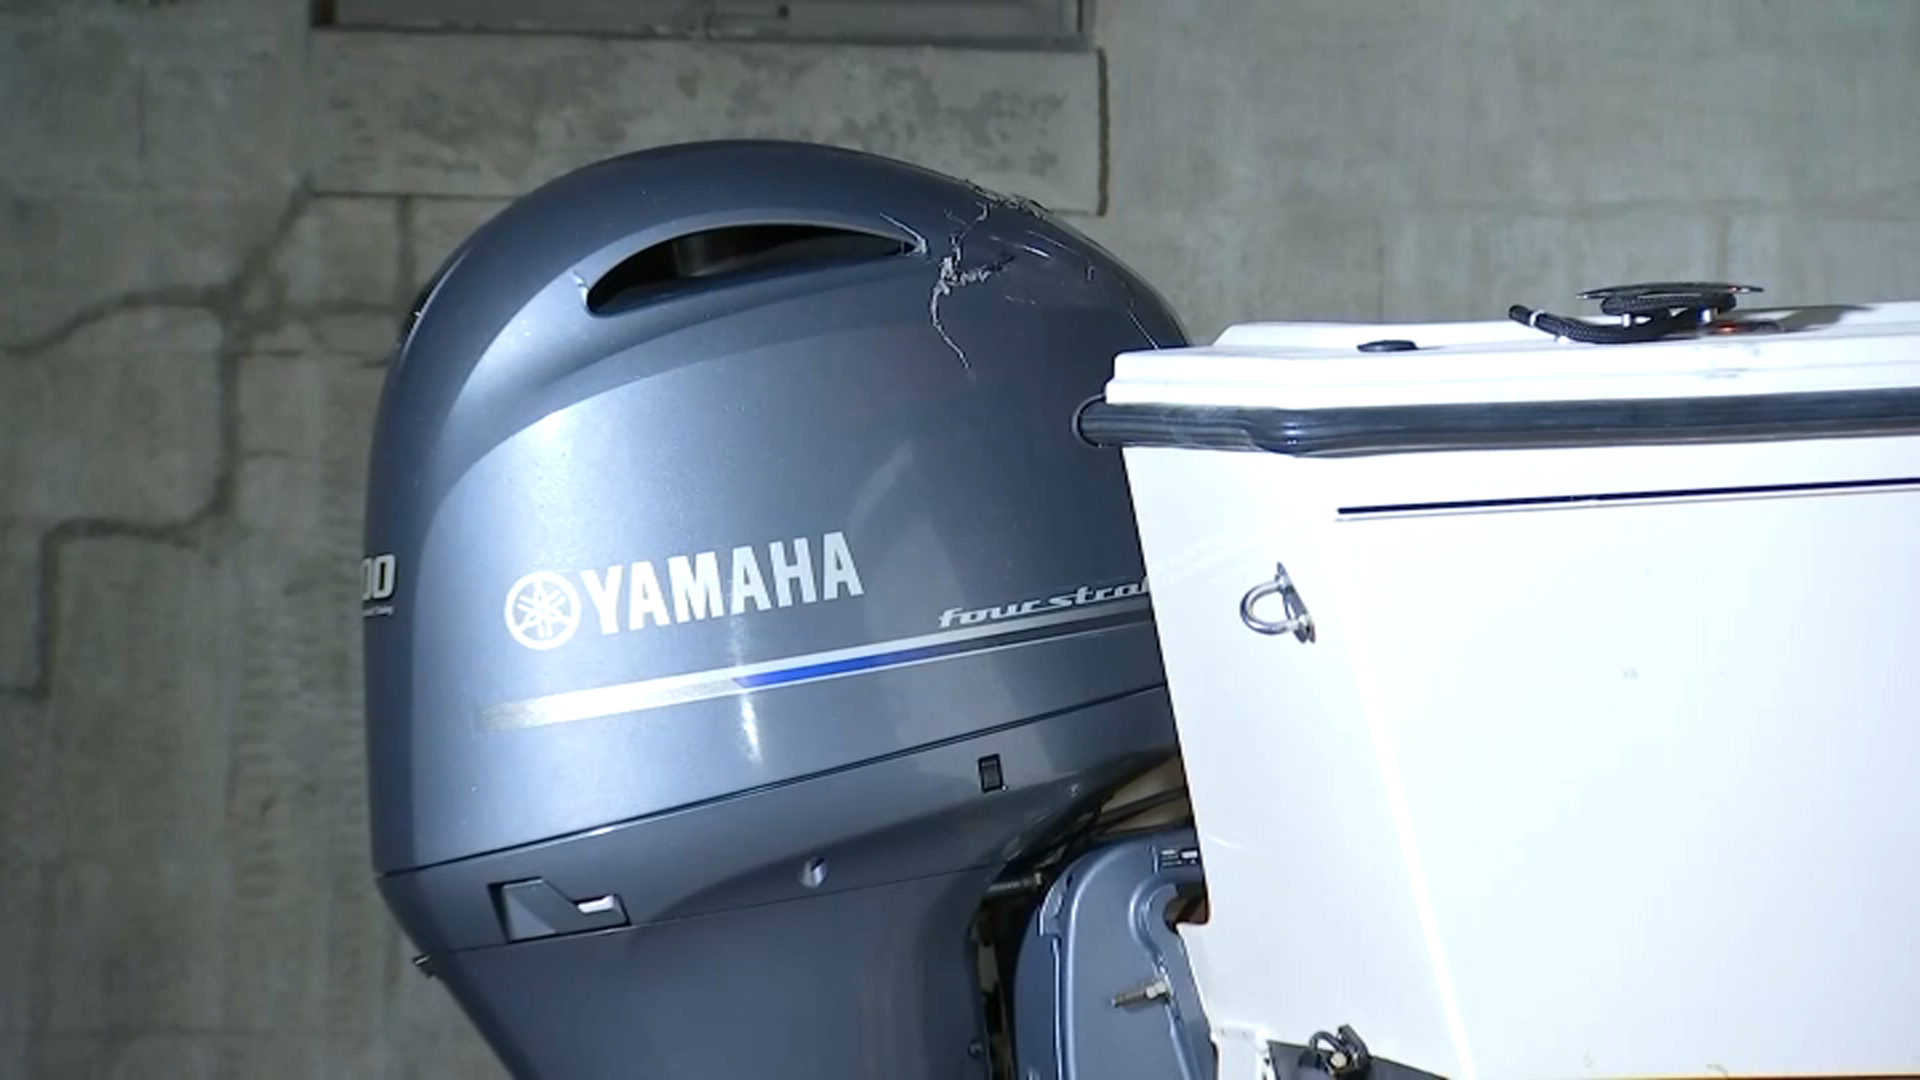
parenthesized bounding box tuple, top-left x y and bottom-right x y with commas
(1239, 561, 1315, 642)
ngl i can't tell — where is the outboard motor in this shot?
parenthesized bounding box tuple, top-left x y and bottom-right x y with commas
(361, 141, 1203, 1078)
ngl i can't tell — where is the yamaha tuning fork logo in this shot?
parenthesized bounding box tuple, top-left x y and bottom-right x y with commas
(503, 532, 865, 651)
(504, 571, 583, 650)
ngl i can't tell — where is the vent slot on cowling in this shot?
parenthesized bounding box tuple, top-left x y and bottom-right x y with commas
(585, 224, 914, 315)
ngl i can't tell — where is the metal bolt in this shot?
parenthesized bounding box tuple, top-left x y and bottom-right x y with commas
(1110, 976, 1170, 1009)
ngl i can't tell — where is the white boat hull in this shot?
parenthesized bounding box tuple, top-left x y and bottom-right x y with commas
(1102, 301, 1920, 1079)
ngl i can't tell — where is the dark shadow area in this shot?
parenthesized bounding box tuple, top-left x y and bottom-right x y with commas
(585, 224, 913, 315)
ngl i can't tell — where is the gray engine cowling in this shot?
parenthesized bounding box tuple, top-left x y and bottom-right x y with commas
(361, 140, 1198, 1079)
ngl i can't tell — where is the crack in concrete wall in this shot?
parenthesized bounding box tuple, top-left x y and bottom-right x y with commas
(1, 191, 328, 703)
(0, 177, 437, 1073)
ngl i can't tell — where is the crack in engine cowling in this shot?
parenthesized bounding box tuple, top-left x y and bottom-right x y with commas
(929, 202, 1015, 370)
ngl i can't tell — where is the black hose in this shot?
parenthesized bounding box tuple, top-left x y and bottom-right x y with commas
(1507, 304, 1702, 344)
(1510, 282, 1752, 345)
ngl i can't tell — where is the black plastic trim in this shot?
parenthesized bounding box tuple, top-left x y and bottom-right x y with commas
(1267, 1040, 1444, 1080)
(1338, 475, 1920, 516)
(1075, 387, 1920, 458)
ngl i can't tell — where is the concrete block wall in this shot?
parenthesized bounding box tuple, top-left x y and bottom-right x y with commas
(3, 1, 1918, 1075)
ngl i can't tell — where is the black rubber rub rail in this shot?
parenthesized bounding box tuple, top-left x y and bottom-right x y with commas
(1074, 387, 1920, 458)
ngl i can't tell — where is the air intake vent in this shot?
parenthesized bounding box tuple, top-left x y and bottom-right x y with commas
(586, 224, 913, 315)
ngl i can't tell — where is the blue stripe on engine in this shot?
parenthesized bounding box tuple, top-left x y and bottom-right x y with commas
(735, 607, 1148, 689)
(733, 641, 957, 688)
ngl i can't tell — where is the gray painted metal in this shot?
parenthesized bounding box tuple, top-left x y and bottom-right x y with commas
(362, 139, 1184, 872)
(1013, 827, 1215, 1080)
(401, 697, 1176, 1079)
(380, 688, 1176, 955)
(432, 870, 999, 1078)
(361, 140, 1192, 1078)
